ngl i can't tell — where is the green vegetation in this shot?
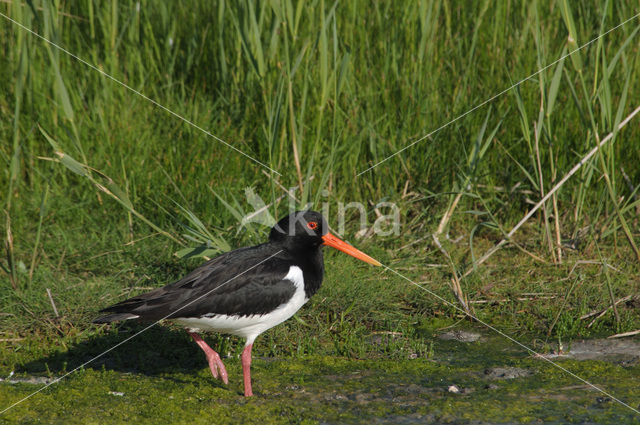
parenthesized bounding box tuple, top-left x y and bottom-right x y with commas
(1, 0, 640, 423)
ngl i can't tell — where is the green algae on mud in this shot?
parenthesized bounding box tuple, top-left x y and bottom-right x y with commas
(2, 334, 639, 424)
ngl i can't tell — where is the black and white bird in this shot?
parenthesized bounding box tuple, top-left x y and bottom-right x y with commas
(94, 211, 380, 396)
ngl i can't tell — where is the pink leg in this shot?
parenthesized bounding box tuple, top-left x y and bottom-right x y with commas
(188, 332, 228, 384)
(241, 343, 253, 397)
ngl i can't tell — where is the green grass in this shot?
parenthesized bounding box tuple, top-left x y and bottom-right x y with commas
(1, 0, 640, 422)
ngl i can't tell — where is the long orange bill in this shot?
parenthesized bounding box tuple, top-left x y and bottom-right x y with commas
(321, 233, 382, 266)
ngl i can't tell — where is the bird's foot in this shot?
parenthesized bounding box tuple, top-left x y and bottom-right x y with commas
(205, 351, 229, 384)
(188, 331, 229, 385)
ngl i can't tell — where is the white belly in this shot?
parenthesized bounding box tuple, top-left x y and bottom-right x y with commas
(174, 266, 307, 344)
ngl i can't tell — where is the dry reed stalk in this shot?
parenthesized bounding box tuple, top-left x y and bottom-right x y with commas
(580, 294, 633, 322)
(549, 144, 563, 263)
(534, 120, 557, 263)
(469, 295, 556, 304)
(435, 191, 463, 236)
(593, 129, 640, 262)
(46, 288, 59, 318)
(608, 329, 640, 338)
(432, 234, 471, 314)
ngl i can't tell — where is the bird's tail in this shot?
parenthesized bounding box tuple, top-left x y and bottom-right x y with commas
(93, 313, 139, 324)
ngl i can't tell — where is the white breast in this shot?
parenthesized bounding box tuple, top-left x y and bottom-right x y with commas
(174, 266, 308, 344)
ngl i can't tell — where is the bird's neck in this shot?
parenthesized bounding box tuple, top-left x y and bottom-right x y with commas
(273, 238, 325, 299)
(299, 247, 324, 299)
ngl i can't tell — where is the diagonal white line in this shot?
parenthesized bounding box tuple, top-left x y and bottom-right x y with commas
(377, 261, 640, 415)
(0, 11, 281, 176)
(0, 250, 283, 415)
(356, 11, 640, 176)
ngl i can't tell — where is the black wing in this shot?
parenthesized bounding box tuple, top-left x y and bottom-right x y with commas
(94, 244, 296, 322)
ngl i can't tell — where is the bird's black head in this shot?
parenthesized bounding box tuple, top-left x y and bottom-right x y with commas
(269, 210, 328, 250)
(269, 211, 381, 266)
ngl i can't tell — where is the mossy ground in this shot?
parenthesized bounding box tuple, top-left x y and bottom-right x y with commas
(2, 336, 639, 424)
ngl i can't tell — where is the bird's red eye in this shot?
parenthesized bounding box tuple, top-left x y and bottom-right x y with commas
(307, 221, 318, 230)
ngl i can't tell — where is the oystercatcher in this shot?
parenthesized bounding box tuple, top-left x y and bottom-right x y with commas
(94, 211, 380, 396)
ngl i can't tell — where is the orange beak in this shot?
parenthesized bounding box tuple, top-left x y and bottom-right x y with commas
(321, 233, 382, 266)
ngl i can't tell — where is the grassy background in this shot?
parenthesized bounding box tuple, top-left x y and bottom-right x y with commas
(1, 0, 640, 406)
